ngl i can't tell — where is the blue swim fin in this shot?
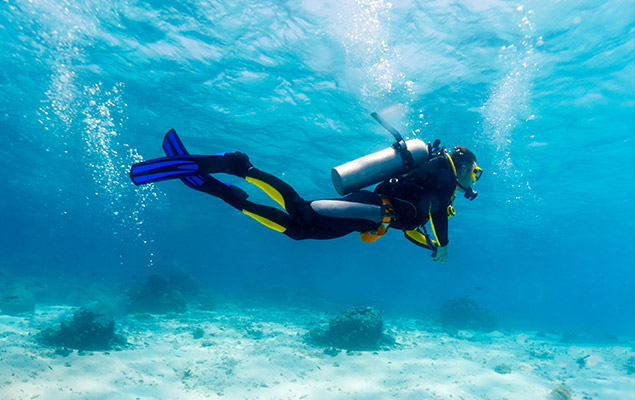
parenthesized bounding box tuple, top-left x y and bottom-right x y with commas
(160, 129, 229, 190)
(129, 155, 209, 185)
(155, 130, 248, 208)
(162, 129, 189, 157)
(130, 129, 249, 208)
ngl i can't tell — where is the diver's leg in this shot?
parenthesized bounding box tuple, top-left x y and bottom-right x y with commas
(131, 147, 304, 234)
(198, 154, 307, 216)
(240, 202, 293, 233)
(187, 172, 293, 233)
(242, 168, 311, 220)
(238, 171, 388, 238)
(186, 169, 378, 240)
(184, 174, 249, 210)
(190, 151, 306, 215)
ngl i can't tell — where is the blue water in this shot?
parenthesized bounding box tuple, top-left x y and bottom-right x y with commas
(1, 0, 633, 338)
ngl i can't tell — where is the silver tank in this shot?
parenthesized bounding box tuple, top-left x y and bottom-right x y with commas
(331, 138, 429, 195)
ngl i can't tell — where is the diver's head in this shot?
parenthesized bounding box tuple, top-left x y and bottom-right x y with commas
(450, 146, 482, 199)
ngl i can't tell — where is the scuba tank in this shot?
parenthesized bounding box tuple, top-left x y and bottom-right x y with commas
(331, 113, 429, 195)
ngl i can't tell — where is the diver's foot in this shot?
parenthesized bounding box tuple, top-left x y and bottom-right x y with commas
(225, 182, 248, 200)
(223, 152, 253, 177)
(199, 176, 249, 209)
(221, 184, 249, 209)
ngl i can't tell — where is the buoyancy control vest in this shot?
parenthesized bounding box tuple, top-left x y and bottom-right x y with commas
(372, 141, 456, 225)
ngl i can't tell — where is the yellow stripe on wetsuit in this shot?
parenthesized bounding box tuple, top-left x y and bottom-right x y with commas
(427, 151, 458, 243)
(240, 176, 288, 232)
(242, 210, 287, 232)
(245, 176, 286, 209)
(428, 207, 440, 245)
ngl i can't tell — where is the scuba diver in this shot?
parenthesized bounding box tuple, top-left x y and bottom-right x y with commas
(129, 114, 482, 263)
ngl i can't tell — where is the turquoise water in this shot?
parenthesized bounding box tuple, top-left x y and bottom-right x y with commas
(1, 0, 634, 337)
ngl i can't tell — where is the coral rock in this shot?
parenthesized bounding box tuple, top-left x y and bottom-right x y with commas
(494, 364, 512, 374)
(127, 275, 187, 314)
(438, 296, 499, 332)
(308, 306, 393, 351)
(39, 308, 123, 351)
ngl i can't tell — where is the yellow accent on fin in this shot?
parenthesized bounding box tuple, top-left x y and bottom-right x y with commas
(245, 176, 286, 210)
(242, 210, 287, 232)
(361, 198, 392, 243)
(405, 229, 429, 247)
(360, 232, 381, 242)
(360, 225, 388, 242)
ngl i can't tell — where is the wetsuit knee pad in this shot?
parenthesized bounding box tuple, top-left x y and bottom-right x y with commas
(309, 200, 383, 222)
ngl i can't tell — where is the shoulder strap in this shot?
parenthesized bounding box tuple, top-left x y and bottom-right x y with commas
(392, 140, 416, 172)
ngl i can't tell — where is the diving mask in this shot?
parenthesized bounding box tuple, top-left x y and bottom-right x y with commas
(472, 166, 483, 182)
(462, 165, 482, 200)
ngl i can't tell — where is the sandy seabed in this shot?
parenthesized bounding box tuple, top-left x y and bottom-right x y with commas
(0, 304, 633, 400)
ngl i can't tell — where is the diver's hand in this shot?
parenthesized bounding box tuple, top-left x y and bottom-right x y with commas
(433, 245, 448, 263)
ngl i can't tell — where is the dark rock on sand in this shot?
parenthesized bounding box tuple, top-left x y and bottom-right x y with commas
(438, 296, 499, 332)
(39, 307, 124, 351)
(127, 274, 188, 314)
(308, 306, 394, 351)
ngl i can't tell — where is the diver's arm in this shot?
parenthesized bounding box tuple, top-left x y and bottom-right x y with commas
(429, 208, 449, 247)
(429, 212, 449, 263)
(429, 167, 456, 248)
(433, 243, 448, 263)
(403, 227, 448, 262)
(428, 194, 450, 263)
